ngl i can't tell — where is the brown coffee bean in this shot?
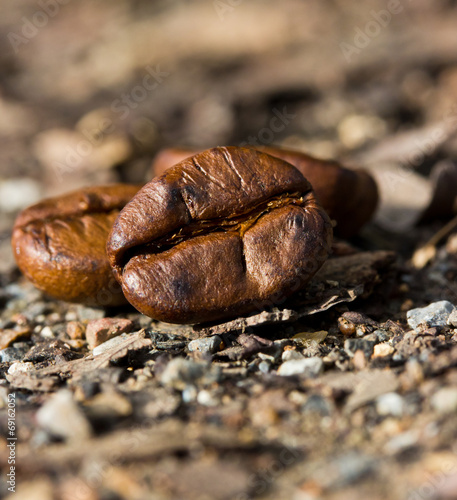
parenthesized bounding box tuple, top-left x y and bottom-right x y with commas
(108, 147, 333, 324)
(151, 145, 378, 238)
(12, 184, 140, 306)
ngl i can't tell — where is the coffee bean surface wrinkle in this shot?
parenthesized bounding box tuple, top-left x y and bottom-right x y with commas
(108, 147, 332, 324)
(12, 184, 140, 305)
(257, 146, 378, 238)
(151, 146, 378, 238)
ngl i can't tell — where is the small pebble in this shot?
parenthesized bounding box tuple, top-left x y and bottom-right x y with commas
(344, 338, 376, 358)
(188, 335, 222, 354)
(0, 327, 32, 349)
(352, 350, 367, 370)
(430, 387, 457, 414)
(376, 392, 405, 417)
(0, 343, 29, 363)
(303, 394, 332, 416)
(258, 360, 271, 374)
(85, 318, 134, 349)
(36, 390, 92, 441)
(373, 343, 395, 358)
(8, 361, 35, 375)
(197, 389, 218, 406)
(277, 357, 323, 377)
(282, 349, 305, 362)
(373, 329, 389, 342)
(64, 310, 78, 322)
(66, 321, 85, 340)
(159, 357, 220, 389)
(447, 308, 457, 327)
(40, 326, 55, 339)
(182, 384, 198, 403)
(406, 300, 455, 332)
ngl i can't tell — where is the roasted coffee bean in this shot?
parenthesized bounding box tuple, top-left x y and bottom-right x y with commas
(12, 184, 140, 306)
(108, 147, 333, 324)
(151, 145, 378, 238)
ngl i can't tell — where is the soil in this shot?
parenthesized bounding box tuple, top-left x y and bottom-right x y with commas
(1, 2, 457, 499)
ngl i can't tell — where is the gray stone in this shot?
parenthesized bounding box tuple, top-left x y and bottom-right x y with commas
(159, 357, 221, 389)
(374, 329, 389, 342)
(376, 392, 405, 417)
(188, 335, 222, 354)
(406, 300, 455, 331)
(344, 338, 376, 358)
(182, 385, 198, 403)
(0, 343, 29, 363)
(303, 394, 332, 416)
(36, 390, 92, 441)
(258, 360, 271, 374)
(277, 356, 323, 377)
(430, 387, 457, 414)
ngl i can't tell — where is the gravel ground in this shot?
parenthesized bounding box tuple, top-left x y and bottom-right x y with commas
(1, 2, 457, 499)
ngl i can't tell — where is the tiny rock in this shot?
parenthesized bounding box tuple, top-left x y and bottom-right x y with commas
(303, 394, 333, 416)
(66, 321, 86, 340)
(277, 357, 323, 377)
(373, 343, 395, 358)
(376, 392, 405, 417)
(7, 361, 35, 375)
(0, 327, 32, 350)
(159, 357, 221, 389)
(36, 389, 92, 441)
(447, 308, 457, 327)
(282, 349, 305, 362)
(430, 387, 457, 414)
(40, 326, 55, 339)
(406, 300, 455, 332)
(188, 335, 223, 354)
(0, 343, 29, 363)
(344, 338, 376, 359)
(86, 318, 134, 349)
(352, 349, 367, 370)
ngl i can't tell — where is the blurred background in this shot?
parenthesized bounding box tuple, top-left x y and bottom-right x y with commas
(1, 0, 457, 274)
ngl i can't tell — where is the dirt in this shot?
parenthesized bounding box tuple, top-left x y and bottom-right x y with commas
(1, 1, 457, 499)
